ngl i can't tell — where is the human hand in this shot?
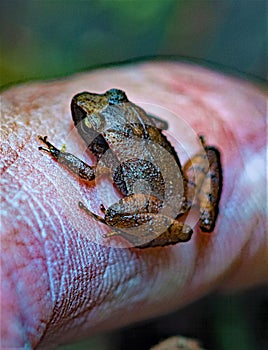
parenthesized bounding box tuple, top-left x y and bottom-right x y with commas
(1, 61, 267, 349)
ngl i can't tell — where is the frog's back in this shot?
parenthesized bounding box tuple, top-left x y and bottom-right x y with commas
(101, 102, 183, 171)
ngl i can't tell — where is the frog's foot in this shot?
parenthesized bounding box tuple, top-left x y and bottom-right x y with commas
(78, 201, 107, 225)
(78, 202, 121, 240)
(38, 135, 61, 157)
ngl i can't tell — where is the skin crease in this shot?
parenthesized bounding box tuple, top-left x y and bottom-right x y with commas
(1, 61, 267, 349)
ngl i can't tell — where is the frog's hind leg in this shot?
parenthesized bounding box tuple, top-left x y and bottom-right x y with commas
(197, 144, 222, 232)
(38, 135, 96, 181)
(183, 136, 223, 232)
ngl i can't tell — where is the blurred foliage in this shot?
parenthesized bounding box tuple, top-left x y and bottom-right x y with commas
(0, 0, 266, 87)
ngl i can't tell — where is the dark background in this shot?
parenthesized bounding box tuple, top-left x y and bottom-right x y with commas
(0, 0, 266, 87)
(1, 1, 267, 349)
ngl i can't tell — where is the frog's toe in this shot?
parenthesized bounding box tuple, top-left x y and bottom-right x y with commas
(78, 201, 86, 209)
(100, 204, 106, 213)
(38, 145, 50, 153)
(102, 231, 119, 239)
(38, 135, 50, 152)
(38, 135, 49, 144)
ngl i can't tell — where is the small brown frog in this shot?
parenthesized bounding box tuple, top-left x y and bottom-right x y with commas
(39, 89, 222, 248)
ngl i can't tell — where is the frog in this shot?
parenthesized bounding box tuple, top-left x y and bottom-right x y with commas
(38, 88, 222, 248)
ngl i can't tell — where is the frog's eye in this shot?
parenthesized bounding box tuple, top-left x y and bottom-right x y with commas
(71, 103, 87, 126)
(107, 89, 128, 105)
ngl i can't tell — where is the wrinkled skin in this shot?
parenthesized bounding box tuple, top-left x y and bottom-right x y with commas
(1, 61, 267, 349)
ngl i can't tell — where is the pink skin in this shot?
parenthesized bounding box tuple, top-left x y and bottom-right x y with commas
(1, 62, 267, 349)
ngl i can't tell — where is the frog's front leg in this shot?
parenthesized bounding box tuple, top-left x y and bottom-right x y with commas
(38, 135, 96, 181)
(79, 194, 193, 248)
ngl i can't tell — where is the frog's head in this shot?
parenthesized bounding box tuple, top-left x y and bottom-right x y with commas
(71, 88, 128, 131)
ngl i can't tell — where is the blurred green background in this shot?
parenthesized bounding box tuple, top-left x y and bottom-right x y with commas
(0, 0, 266, 88)
(1, 1, 267, 349)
